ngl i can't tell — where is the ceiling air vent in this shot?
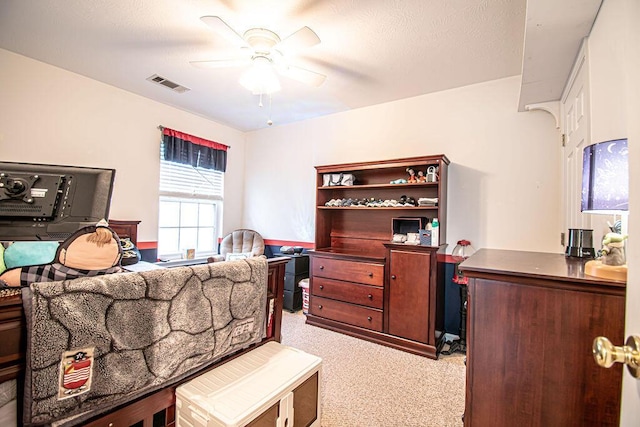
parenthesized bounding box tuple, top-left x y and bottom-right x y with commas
(146, 74, 190, 93)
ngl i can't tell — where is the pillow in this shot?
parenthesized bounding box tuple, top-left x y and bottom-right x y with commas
(225, 252, 253, 261)
(0, 224, 122, 287)
(4, 241, 59, 269)
(57, 227, 121, 270)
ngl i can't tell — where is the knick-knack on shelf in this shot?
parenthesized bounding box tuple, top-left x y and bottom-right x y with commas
(406, 167, 417, 183)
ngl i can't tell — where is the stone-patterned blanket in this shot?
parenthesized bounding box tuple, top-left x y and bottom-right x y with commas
(21, 257, 268, 426)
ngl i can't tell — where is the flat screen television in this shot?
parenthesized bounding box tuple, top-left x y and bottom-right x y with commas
(0, 161, 115, 241)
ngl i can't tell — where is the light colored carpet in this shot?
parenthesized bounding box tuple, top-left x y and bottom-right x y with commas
(280, 311, 466, 427)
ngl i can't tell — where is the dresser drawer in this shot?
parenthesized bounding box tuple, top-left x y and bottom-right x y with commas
(311, 277, 383, 309)
(309, 296, 383, 331)
(311, 257, 384, 286)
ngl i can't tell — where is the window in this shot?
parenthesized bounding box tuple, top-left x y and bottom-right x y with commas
(158, 157, 224, 259)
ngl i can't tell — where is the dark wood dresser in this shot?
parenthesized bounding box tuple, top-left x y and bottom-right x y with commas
(460, 249, 625, 427)
(108, 219, 141, 244)
(0, 290, 23, 384)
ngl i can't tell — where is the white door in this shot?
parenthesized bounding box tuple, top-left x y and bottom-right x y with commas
(620, 0, 640, 424)
(620, 123, 639, 424)
(561, 39, 591, 236)
(561, 23, 640, 424)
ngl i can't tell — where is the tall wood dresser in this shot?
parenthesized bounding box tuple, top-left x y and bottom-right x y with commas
(460, 249, 625, 426)
(307, 155, 448, 358)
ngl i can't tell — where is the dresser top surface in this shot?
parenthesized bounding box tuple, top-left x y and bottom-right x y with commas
(459, 248, 626, 287)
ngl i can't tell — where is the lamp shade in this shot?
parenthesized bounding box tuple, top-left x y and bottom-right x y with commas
(581, 138, 628, 213)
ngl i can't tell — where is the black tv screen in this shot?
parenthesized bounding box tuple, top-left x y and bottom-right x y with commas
(0, 162, 115, 241)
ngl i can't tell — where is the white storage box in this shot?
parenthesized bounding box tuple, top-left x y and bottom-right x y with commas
(176, 342, 322, 427)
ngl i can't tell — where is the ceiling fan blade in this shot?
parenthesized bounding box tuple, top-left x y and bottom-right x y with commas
(190, 57, 251, 68)
(275, 26, 320, 53)
(200, 16, 248, 47)
(279, 65, 326, 87)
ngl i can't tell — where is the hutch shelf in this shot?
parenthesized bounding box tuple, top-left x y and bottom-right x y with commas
(307, 155, 449, 358)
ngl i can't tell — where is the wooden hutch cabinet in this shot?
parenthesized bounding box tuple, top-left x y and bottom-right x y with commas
(307, 155, 449, 358)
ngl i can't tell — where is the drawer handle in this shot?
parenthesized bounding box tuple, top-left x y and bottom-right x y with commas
(318, 305, 323, 309)
(367, 316, 372, 321)
(391, 275, 396, 280)
(319, 265, 325, 270)
(368, 272, 373, 277)
(367, 294, 373, 299)
(319, 285, 324, 290)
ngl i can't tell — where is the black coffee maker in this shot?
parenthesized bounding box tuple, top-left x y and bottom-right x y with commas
(565, 228, 596, 258)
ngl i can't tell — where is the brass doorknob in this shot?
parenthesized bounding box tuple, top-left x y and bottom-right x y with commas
(593, 335, 640, 378)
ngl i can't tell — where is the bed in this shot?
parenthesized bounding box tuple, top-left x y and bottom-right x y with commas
(0, 256, 287, 426)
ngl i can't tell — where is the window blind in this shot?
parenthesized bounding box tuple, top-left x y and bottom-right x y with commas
(160, 145, 224, 199)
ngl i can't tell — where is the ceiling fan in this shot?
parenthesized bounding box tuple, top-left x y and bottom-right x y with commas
(191, 16, 326, 93)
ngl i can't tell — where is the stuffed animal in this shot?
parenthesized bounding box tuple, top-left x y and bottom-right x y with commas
(0, 220, 123, 287)
(406, 168, 417, 183)
(600, 232, 628, 266)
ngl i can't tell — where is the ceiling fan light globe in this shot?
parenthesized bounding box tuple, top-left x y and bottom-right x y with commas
(239, 60, 281, 94)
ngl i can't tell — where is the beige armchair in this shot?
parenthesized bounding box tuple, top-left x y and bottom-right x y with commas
(207, 229, 265, 262)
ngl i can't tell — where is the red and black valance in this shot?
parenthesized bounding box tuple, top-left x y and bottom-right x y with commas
(161, 127, 228, 172)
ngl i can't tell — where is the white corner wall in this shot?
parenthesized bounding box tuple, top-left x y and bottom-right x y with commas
(244, 76, 562, 253)
(0, 49, 246, 243)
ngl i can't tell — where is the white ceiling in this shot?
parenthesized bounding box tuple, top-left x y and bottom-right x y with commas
(0, 0, 600, 132)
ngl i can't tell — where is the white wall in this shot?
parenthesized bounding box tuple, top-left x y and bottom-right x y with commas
(588, 0, 629, 246)
(244, 76, 562, 253)
(0, 49, 564, 255)
(0, 49, 247, 243)
(589, 0, 640, 424)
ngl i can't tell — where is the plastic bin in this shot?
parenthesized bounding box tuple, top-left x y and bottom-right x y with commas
(176, 342, 322, 427)
(299, 278, 310, 314)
